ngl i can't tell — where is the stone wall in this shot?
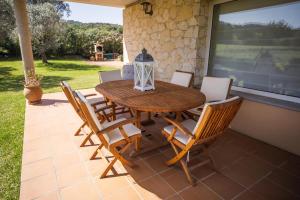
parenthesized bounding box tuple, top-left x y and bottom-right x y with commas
(123, 0, 210, 85)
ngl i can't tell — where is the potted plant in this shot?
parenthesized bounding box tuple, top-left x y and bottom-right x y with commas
(23, 69, 43, 104)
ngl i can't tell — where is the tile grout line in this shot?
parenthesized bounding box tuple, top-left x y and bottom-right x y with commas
(250, 150, 288, 169)
(78, 141, 105, 200)
(20, 158, 55, 183)
(138, 156, 181, 198)
(53, 134, 85, 199)
(233, 168, 289, 200)
(125, 178, 145, 200)
(231, 171, 273, 200)
(275, 159, 300, 178)
(51, 154, 62, 200)
(96, 147, 144, 200)
(196, 171, 216, 182)
(267, 177, 300, 198)
(198, 180, 225, 200)
(20, 156, 59, 200)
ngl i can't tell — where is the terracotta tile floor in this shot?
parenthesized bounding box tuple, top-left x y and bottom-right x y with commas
(20, 89, 300, 200)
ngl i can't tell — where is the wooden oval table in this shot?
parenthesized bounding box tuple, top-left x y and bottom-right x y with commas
(95, 80, 206, 154)
(96, 80, 205, 125)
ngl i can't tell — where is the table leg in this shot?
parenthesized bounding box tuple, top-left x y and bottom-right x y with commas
(176, 111, 182, 121)
(135, 110, 141, 129)
(148, 112, 151, 121)
(141, 112, 155, 126)
(112, 102, 116, 121)
(135, 136, 141, 152)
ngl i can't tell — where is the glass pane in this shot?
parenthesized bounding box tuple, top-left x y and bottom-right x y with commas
(208, 0, 300, 98)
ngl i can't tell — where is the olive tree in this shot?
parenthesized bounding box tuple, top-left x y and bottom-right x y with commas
(0, 0, 15, 53)
(28, 2, 68, 63)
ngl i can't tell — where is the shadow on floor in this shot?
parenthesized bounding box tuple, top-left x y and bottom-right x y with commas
(35, 98, 69, 106)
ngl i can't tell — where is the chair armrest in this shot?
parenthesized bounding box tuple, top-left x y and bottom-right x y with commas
(84, 93, 97, 98)
(162, 116, 194, 139)
(98, 118, 138, 135)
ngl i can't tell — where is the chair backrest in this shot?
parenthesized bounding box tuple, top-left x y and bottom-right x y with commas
(75, 91, 109, 146)
(170, 70, 193, 87)
(99, 70, 122, 83)
(200, 76, 232, 102)
(60, 81, 85, 121)
(122, 64, 134, 80)
(192, 96, 242, 142)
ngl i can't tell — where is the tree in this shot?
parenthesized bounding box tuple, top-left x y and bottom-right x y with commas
(0, 0, 15, 54)
(28, 1, 69, 63)
(0, 0, 15, 40)
(0, 1, 124, 59)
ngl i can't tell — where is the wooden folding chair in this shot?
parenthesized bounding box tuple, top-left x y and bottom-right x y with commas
(162, 96, 242, 185)
(60, 81, 114, 147)
(99, 70, 134, 118)
(75, 91, 142, 178)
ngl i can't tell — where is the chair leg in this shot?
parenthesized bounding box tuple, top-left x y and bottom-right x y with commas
(100, 143, 135, 178)
(80, 131, 94, 147)
(100, 157, 118, 178)
(169, 142, 195, 185)
(112, 104, 116, 120)
(166, 143, 189, 166)
(115, 142, 135, 167)
(202, 145, 218, 171)
(179, 159, 195, 185)
(135, 136, 141, 152)
(90, 144, 104, 160)
(75, 122, 86, 136)
(129, 108, 134, 117)
(88, 137, 95, 145)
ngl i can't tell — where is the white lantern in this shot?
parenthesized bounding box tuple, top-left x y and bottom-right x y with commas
(133, 48, 155, 91)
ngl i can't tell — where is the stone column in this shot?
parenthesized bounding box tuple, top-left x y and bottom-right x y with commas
(13, 0, 36, 83)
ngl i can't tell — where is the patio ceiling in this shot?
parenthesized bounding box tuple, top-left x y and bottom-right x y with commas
(66, 0, 138, 7)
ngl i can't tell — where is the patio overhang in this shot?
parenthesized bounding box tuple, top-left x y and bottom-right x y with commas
(66, 0, 138, 7)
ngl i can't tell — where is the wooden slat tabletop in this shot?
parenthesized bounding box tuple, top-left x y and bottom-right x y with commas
(95, 80, 205, 112)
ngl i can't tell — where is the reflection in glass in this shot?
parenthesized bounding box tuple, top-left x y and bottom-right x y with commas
(209, 0, 300, 98)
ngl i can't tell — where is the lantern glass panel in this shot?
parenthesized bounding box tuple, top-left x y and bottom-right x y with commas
(133, 49, 155, 91)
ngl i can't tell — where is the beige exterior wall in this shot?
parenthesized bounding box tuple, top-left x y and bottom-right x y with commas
(123, 0, 300, 155)
(231, 100, 300, 155)
(123, 0, 209, 85)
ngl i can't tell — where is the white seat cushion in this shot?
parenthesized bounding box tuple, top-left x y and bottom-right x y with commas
(187, 105, 204, 116)
(102, 118, 141, 145)
(87, 97, 105, 105)
(163, 119, 197, 144)
(76, 92, 141, 145)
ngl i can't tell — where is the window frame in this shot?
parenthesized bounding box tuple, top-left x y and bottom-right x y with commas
(204, 0, 300, 104)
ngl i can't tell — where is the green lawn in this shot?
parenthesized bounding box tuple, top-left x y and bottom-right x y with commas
(0, 58, 116, 200)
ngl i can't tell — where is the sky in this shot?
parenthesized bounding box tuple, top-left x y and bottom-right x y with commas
(220, 1, 300, 28)
(63, 1, 300, 27)
(63, 2, 123, 25)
